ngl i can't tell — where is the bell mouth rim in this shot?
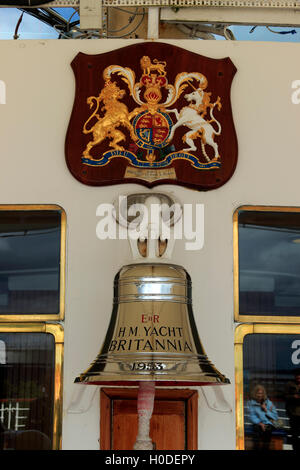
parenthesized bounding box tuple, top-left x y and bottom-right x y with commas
(74, 379, 230, 387)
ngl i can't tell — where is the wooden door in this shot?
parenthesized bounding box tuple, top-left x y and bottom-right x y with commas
(100, 388, 198, 450)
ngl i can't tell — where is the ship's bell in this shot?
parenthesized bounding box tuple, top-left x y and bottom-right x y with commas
(75, 262, 230, 386)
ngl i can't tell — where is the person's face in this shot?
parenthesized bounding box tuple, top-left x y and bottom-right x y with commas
(255, 389, 264, 401)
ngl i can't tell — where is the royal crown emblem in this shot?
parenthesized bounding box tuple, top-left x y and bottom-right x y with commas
(65, 43, 238, 191)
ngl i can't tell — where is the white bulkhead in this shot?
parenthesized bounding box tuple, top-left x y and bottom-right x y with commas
(0, 39, 299, 449)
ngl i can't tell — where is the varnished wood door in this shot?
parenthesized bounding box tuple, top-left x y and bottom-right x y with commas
(100, 388, 198, 450)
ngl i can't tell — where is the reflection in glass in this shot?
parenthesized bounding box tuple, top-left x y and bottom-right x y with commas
(243, 333, 300, 450)
(238, 210, 300, 317)
(0, 332, 55, 450)
(0, 211, 61, 315)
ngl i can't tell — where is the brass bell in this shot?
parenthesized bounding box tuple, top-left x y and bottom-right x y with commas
(75, 262, 230, 386)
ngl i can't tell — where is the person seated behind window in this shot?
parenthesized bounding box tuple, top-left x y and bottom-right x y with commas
(248, 384, 279, 450)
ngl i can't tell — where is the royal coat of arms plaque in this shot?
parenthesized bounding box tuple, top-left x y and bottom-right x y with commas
(65, 42, 238, 191)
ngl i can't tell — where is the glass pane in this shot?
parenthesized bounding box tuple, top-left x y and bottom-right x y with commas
(0, 211, 61, 315)
(0, 332, 55, 450)
(243, 333, 300, 451)
(238, 210, 300, 317)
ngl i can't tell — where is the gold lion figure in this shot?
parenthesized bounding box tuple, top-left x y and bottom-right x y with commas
(82, 80, 137, 158)
(140, 56, 167, 76)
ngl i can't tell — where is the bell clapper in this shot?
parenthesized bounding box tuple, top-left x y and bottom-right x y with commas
(133, 381, 156, 450)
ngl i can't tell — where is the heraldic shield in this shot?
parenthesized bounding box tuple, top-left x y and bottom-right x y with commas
(65, 42, 238, 191)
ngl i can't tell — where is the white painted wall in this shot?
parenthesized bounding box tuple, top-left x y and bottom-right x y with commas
(0, 39, 299, 450)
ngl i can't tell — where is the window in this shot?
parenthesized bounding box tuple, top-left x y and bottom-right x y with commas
(0, 323, 63, 450)
(235, 324, 300, 451)
(234, 206, 300, 323)
(0, 205, 66, 321)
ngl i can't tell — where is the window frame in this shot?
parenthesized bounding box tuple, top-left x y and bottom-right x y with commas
(233, 205, 300, 323)
(0, 204, 66, 322)
(0, 322, 64, 450)
(234, 323, 300, 450)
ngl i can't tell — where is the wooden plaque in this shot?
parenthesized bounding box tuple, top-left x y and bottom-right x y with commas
(65, 42, 238, 191)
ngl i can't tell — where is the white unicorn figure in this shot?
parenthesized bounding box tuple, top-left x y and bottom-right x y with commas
(167, 87, 222, 162)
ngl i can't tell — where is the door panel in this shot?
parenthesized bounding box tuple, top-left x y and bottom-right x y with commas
(100, 388, 198, 450)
